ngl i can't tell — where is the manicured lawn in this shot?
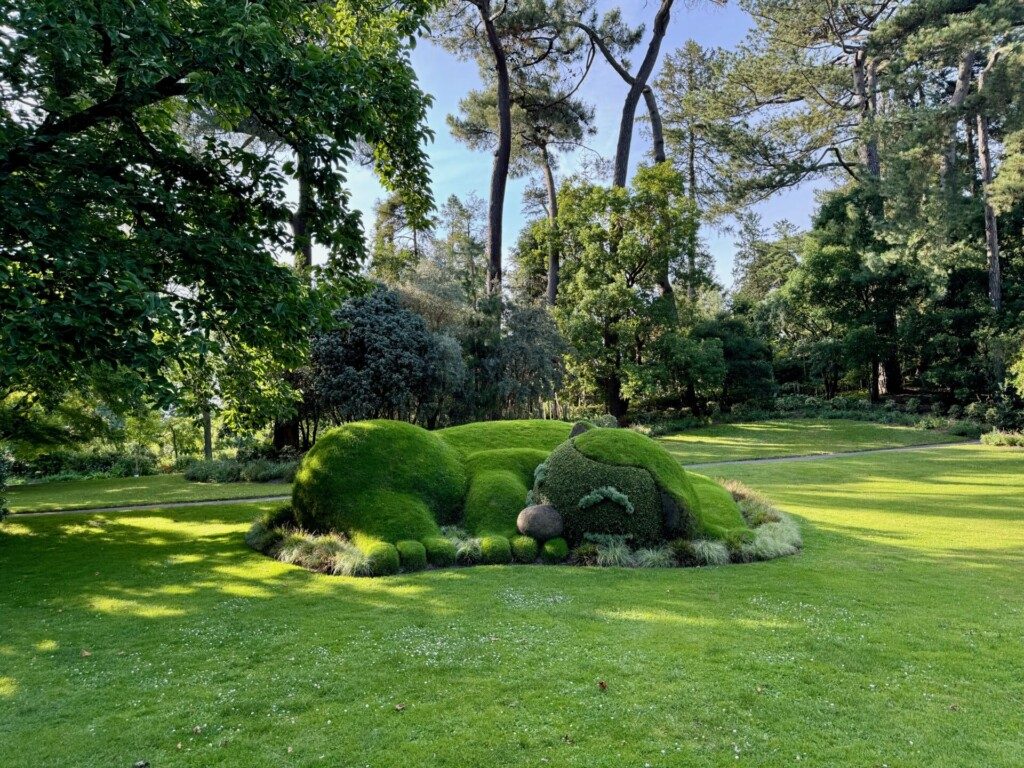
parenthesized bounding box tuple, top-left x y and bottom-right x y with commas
(6, 474, 288, 513)
(660, 417, 966, 464)
(2, 441, 1022, 766)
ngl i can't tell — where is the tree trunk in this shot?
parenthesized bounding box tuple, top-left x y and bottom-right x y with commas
(542, 147, 560, 306)
(975, 112, 1002, 312)
(291, 149, 314, 271)
(611, 0, 674, 187)
(870, 360, 881, 403)
(940, 51, 975, 191)
(854, 52, 881, 181)
(642, 87, 666, 164)
(686, 127, 698, 302)
(480, 3, 512, 300)
(202, 407, 213, 461)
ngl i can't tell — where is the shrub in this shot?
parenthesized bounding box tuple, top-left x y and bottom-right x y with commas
(291, 420, 467, 542)
(330, 546, 373, 577)
(358, 538, 400, 576)
(669, 538, 698, 567)
(245, 517, 284, 553)
(511, 535, 539, 563)
(239, 458, 299, 483)
(480, 536, 513, 564)
(184, 459, 241, 483)
(569, 542, 599, 566)
(633, 545, 675, 568)
(691, 539, 730, 566)
(947, 420, 984, 439)
(396, 540, 427, 572)
(541, 537, 569, 563)
(423, 537, 457, 567)
(981, 430, 1024, 447)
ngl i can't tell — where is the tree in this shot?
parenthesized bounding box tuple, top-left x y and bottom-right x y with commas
(655, 40, 734, 300)
(556, 164, 697, 419)
(732, 216, 802, 306)
(370, 192, 434, 284)
(311, 289, 466, 426)
(450, 76, 594, 304)
(436, 1, 586, 299)
(1, 0, 435, 407)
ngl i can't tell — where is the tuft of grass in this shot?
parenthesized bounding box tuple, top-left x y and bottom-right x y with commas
(632, 545, 676, 568)
(691, 538, 731, 566)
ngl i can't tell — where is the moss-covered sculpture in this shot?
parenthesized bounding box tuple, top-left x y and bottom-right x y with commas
(257, 418, 797, 575)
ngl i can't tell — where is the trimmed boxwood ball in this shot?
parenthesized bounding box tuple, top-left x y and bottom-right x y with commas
(480, 535, 513, 564)
(542, 537, 569, 563)
(510, 535, 539, 563)
(291, 420, 467, 543)
(358, 537, 400, 576)
(423, 537, 457, 567)
(396, 540, 427, 571)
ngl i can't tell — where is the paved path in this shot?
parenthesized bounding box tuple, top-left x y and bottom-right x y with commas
(684, 439, 976, 470)
(11, 495, 290, 518)
(10, 440, 976, 518)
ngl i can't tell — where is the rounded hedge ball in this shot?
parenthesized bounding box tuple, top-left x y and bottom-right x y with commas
(480, 535, 513, 564)
(510, 535, 539, 563)
(542, 537, 569, 563)
(516, 504, 564, 541)
(396, 540, 427, 571)
(423, 537, 457, 568)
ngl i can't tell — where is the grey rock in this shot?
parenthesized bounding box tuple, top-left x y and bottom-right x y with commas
(517, 504, 564, 541)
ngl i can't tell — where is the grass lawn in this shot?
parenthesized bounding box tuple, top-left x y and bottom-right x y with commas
(6, 474, 288, 513)
(2, 441, 1023, 765)
(660, 417, 967, 464)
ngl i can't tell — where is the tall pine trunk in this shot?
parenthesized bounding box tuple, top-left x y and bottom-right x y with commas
(481, 3, 511, 302)
(542, 147, 560, 305)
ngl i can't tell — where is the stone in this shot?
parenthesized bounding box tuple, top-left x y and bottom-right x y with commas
(516, 504, 564, 541)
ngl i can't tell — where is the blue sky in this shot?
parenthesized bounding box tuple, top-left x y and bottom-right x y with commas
(345, 1, 824, 288)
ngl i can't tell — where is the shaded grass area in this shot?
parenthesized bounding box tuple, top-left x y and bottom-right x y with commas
(2, 443, 1023, 766)
(660, 418, 966, 465)
(6, 474, 288, 513)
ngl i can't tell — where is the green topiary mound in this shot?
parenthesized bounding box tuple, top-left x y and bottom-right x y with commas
(264, 417, 789, 575)
(292, 420, 467, 543)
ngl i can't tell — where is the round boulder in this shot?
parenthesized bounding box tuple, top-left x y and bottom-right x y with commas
(517, 504, 564, 541)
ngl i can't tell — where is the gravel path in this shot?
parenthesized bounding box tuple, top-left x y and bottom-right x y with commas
(9, 440, 976, 518)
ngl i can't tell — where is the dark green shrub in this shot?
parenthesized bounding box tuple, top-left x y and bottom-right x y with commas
(947, 420, 984, 439)
(360, 539, 400, 576)
(669, 538, 698, 567)
(184, 459, 242, 483)
(396, 540, 427, 571)
(423, 537, 457, 567)
(480, 535, 512, 564)
(569, 542, 599, 566)
(541, 537, 568, 563)
(244, 505, 295, 552)
(511, 535, 539, 563)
